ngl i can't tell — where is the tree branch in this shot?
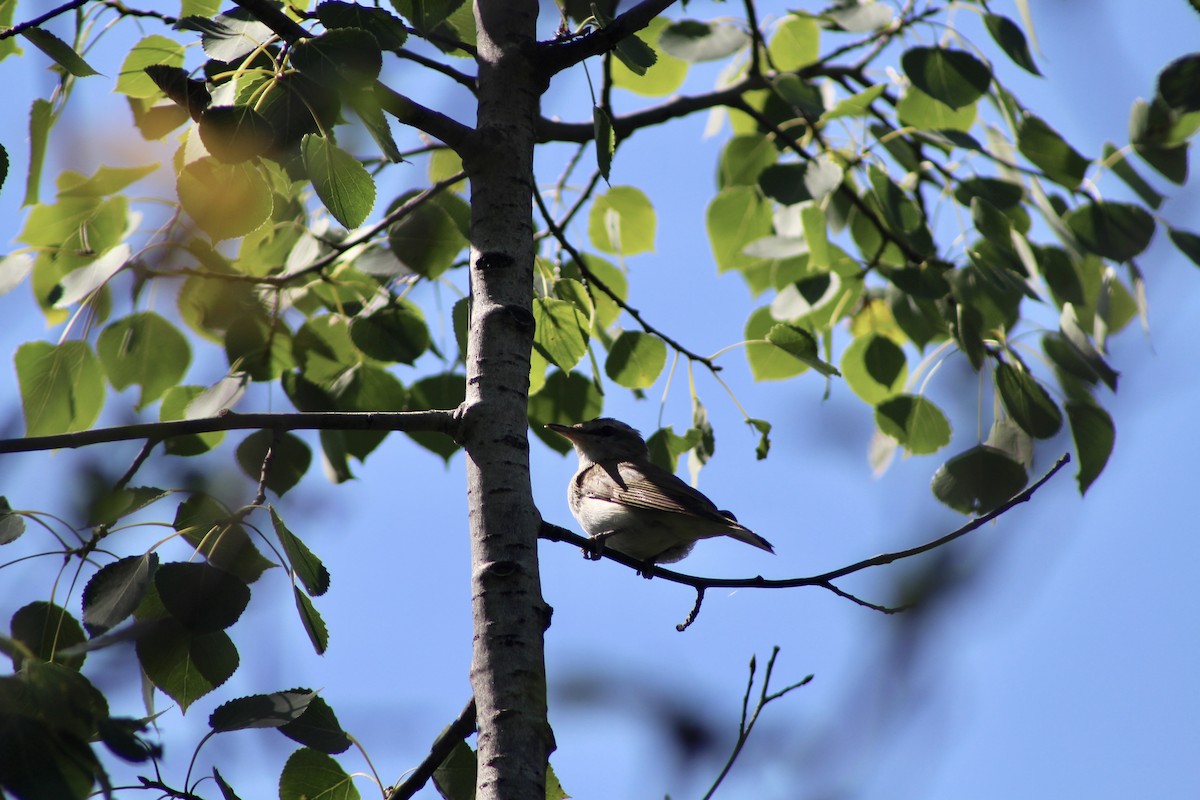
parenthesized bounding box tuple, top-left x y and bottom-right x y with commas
(0, 409, 460, 455)
(387, 697, 478, 800)
(537, 0, 679, 79)
(0, 0, 89, 41)
(540, 453, 1071, 627)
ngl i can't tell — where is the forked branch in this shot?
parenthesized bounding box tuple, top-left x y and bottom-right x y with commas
(541, 453, 1072, 630)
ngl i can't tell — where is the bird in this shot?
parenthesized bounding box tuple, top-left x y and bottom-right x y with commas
(546, 418, 774, 566)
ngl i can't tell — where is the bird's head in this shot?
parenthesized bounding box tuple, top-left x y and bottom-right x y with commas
(545, 418, 650, 464)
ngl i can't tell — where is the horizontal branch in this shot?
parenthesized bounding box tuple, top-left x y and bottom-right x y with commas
(0, 409, 460, 455)
(540, 453, 1070, 606)
(537, 0, 679, 78)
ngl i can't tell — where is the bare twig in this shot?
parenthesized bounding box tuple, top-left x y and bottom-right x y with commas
(541, 453, 1071, 627)
(700, 648, 812, 800)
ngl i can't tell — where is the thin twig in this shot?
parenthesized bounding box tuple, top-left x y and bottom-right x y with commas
(700, 648, 812, 800)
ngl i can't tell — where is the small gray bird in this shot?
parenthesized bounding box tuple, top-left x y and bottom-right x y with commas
(546, 418, 774, 565)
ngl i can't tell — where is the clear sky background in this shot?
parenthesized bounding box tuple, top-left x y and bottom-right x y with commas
(1, 2, 1199, 799)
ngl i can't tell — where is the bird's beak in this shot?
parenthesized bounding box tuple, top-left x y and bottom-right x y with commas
(544, 423, 576, 440)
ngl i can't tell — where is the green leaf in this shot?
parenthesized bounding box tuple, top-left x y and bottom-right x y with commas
(270, 508, 330, 597)
(315, 2, 408, 50)
(350, 300, 430, 364)
(1168, 226, 1200, 267)
(1064, 201, 1156, 262)
(433, 741, 477, 800)
(801, 204, 829, 268)
(178, 157, 273, 241)
(21, 28, 100, 78)
(197, 9, 275, 62)
(605, 331, 666, 388)
(24, 98, 54, 206)
(144, 64, 212, 120)
(278, 695, 352, 754)
(1066, 400, 1114, 495)
(874, 394, 951, 455)
(198, 105, 275, 163)
(767, 14, 819, 71)
(646, 426, 703, 473)
(10, 602, 87, 670)
(1018, 115, 1090, 189)
(236, 431, 312, 497)
(155, 562, 250, 633)
(1157, 53, 1200, 113)
(707, 186, 773, 273)
(744, 306, 806, 380)
(983, 14, 1041, 76)
(995, 360, 1063, 439)
(758, 157, 843, 204)
(15, 341, 105, 436)
(897, 86, 976, 132)
(593, 105, 614, 182)
(81, 555, 159, 636)
(533, 297, 589, 372)
(931, 445, 1028, 514)
(766, 323, 840, 376)
(136, 621, 238, 712)
(901, 47, 991, 109)
(293, 587, 328, 655)
(209, 690, 316, 732)
(173, 493, 276, 583)
(58, 164, 158, 198)
(659, 19, 748, 62)
(301, 134, 376, 229)
(226, 315, 294, 381)
(821, 83, 886, 122)
(610, 18, 686, 96)
(588, 185, 656, 255)
(116, 35, 183, 97)
(826, 2, 894, 32)
(97, 312, 191, 409)
(291, 28, 383, 87)
(386, 191, 469, 278)
(54, 244, 131, 309)
(841, 333, 906, 404)
(86, 486, 170, 529)
(0, 497, 26, 544)
(971, 196, 1013, 248)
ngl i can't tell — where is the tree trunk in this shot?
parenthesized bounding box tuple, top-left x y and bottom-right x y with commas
(465, 2, 553, 799)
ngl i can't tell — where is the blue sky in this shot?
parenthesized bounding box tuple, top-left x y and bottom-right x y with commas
(1, 2, 1199, 798)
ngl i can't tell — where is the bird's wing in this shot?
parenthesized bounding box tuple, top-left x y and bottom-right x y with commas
(593, 460, 738, 526)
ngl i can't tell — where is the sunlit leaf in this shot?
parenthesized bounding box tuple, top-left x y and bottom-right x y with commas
(302, 135, 376, 229)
